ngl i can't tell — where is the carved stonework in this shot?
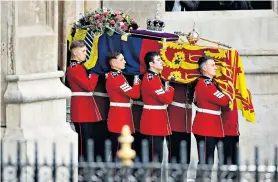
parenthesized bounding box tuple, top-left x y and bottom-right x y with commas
(31, 1, 41, 24)
(17, 1, 46, 26)
(16, 1, 56, 30)
(7, 2, 15, 75)
(5, 1, 58, 75)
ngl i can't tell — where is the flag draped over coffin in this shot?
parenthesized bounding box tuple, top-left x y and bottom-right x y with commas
(67, 31, 255, 123)
(159, 42, 255, 123)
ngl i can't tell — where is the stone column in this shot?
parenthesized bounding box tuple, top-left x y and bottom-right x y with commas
(1, 1, 77, 181)
(1, 0, 6, 138)
(58, 1, 77, 82)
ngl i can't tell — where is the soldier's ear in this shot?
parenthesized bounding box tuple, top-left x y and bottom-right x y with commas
(202, 64, 207, 72)
(110, 59, 116, 67)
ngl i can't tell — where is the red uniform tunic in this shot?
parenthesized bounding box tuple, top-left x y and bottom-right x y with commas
(192, 76, 230, 137)
(140, 70, 175, 136)
(222, 101, 240, 136)
(106, 70, 141, 134)
(66, 61, 102, 123)
(93, 75, 110, 120)
(168, 84, 192, 133)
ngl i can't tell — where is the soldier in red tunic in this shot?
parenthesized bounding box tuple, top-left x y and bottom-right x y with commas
(140, 52, 175, 162)
(66, 40, 102, 161)
(168, 83, 192, 164)
(192, 56, 231, 180)
(105, 51, 141, 161)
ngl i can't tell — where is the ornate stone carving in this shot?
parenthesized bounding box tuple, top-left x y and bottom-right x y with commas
(16, 1, 56, 30)
(31, 1, 41, 24)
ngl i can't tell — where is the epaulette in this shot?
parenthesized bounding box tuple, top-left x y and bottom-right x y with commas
(204, 79, 212, 86)
(71, 62, 77, 67)
(112, 72, 118, 78)
(147, 73, 153, 80)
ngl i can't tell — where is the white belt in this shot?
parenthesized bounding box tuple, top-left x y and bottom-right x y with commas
(71, 92, 93, 96)
(110, 102, 131, 107)
(143, 105, 167, 110)
(171, 101, 192, 109)
(196, 108, 221, 115)
(71, 92, 109, 97)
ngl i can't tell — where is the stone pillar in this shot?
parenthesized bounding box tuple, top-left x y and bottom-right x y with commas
(0, 2, 7, 138)
(75, 0, 85, 21)
(58, 1, 77, 81)
(1, 1, 77, 181)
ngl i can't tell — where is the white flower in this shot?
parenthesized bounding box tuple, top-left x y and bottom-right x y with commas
(119, 22, 124, 27)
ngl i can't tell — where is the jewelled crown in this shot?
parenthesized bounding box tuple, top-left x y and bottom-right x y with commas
(147, 19, 165, 32)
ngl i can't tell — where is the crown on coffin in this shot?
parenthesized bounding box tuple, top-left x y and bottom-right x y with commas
(147, 19, 165, 32)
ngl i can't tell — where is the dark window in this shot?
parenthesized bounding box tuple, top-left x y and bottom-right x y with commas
(165, 1, 271, 12)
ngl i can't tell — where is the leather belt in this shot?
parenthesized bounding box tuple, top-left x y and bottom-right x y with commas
(171, 101, 192, 109)
(110, 102, 131, 107)
(196, 107, 221, 115)
(143, 105, 167, 110)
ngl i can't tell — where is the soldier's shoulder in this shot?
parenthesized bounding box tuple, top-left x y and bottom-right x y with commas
(196, 78, 212, 87)
(69, 62, 83, 70)
(204, 79, 212, 86)
(70, 61, 80, 68)
(107, 71, 122, 79)
(147, 73, 154, 81)
(67, 64, 79, 73)
(111, 71, 119, 78)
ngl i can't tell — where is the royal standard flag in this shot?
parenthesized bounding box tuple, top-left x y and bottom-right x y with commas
(159, 41, 255, 123)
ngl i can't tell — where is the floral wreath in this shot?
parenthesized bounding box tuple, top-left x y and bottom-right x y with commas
(74, 8, 139, 36)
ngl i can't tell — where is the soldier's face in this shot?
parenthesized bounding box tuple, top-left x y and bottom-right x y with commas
(150, 55, 164, 71)
(73, 46, 87, 61)
(111, 54, 126, 70)
(205, 59, 217, 77)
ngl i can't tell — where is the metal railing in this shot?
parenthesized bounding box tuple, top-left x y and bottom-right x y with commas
(1, 126, 278, 182)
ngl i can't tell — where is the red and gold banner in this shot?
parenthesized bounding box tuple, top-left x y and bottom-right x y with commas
(159, 41, 255, 123)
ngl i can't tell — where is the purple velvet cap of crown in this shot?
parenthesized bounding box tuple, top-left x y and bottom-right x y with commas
(130, 29, 179, 41)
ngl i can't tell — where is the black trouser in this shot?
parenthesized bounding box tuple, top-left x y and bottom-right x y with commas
(194, 134, 223, 181)
(223, 136, 239, 180)
(223, 136, 239, 165)
(133, 132, 144, 162)
(140, 134, 170, 163)
(74, 120, 108, 162)
(108, 132, 120, 162)
(169, 132, 191, 164)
